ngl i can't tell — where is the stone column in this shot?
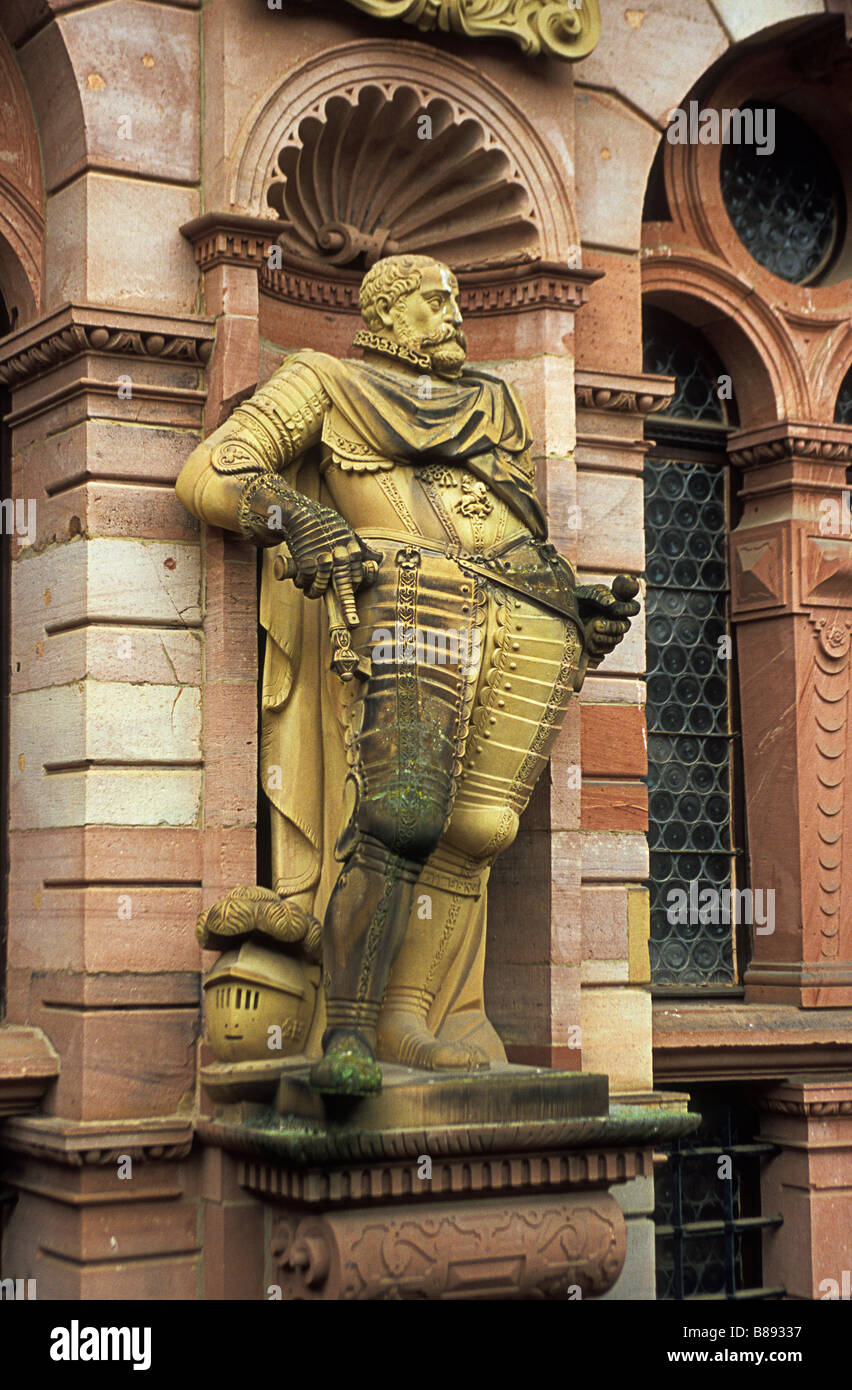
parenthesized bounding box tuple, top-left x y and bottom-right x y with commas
(729, 423, 852, 1007)
(758, 1077, 852, 1300)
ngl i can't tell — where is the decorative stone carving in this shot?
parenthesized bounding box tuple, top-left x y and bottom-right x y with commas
(230, 43, 579, 262)
(270, 1192, 624, 1299)
(0, 305, 214, 389)
(316, 0, 602, 61)
(268, 85, 539, 270)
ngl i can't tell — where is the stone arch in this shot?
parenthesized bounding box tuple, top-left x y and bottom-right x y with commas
(0, 26, 44, 323)
(642, 258, 796, 425)
(229, 39, 580, 265)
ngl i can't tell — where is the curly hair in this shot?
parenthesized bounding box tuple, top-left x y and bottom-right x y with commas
(359, 254, 455, 331)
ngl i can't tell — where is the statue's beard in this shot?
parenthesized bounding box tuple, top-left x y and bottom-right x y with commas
(424, 332, 467, 377)
(391, 314, 467, 377)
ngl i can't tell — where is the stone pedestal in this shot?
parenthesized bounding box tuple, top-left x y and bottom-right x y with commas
(197, 1063, 695, 1300)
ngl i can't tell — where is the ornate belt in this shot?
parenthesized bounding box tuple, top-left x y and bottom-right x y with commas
(359, 529, 584, 629)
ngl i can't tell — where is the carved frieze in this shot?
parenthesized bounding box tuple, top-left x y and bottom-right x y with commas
(271, 1192, 624, 1299)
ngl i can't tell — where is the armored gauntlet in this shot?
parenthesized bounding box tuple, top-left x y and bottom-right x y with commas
(237, 472, 378, 612)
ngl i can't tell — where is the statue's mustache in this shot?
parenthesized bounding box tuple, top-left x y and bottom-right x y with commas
(422, 326, 467, 351)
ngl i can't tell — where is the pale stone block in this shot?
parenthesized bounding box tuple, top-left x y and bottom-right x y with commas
(12, 539, 202, 687)
(11, 681, 202, 828)
(44, 174, 199, 314)
(581, 958, 630, 983)
(711, 0, 823, 43)
(485, 355, 576, 457)
(581, 985, 653, 1091)
(578, 0, 727, 128)
(580, 676, 646, 706)
(582, 831, 649, 882)
(574, 90, 660, 251)
(577, 470, 644, 572)
(11, 763, 200, 829)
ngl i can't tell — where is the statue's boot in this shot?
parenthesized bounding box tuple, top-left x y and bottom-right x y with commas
(376, 846, 491, 1072)
(378, 985, 490, 1070)
(309, 836, 420, 1097)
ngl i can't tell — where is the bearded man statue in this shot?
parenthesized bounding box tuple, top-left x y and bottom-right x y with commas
(177, 253, 639, 1097)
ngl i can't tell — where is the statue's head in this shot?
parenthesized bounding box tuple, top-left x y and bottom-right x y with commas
(359, 254, 467, 378)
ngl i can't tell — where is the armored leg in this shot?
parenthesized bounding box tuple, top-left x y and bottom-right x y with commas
(310, 546, 480, 1094)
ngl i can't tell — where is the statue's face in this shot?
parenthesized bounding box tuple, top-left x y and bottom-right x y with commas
(389, 264, 467, 377)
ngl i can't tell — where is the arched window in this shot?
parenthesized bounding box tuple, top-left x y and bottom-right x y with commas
(642, 307, 747, 990)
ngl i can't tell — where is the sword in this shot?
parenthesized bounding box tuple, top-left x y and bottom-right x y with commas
(272, 547, 379, 682)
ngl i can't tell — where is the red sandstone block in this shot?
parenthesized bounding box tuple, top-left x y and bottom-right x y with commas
(581, 704, 647, 778)
(202, 529, 259, 683)
(42, 1250, 200, 1301)
(204, 316, 260, 430)
(203, 680, 260, 827)
(581, 781, 648, 831)
(32, 1004, 198, 1120)
(574, 249, 643, 376)
(582, 885, 629, 959)
(202, 1200, 265, 1301)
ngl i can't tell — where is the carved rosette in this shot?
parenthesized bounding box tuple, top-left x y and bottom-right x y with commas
(270, 1192, 625, 1299)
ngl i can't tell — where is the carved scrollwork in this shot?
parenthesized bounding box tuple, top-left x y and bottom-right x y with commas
(271, 1192, 625, 1299)
(310, 0, 602, 61)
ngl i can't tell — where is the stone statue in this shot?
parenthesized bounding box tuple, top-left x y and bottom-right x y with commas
(177, 253, 639, 1097)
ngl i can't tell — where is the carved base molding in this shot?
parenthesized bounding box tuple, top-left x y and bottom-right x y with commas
(270, 1191, 625, 1300)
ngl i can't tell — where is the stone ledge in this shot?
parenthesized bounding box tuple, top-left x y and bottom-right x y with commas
(197, 1098, 697, 1168)
(0, 1113, 193, 1164)
(653, 1000, 852, 1082)
(0, 1025, 60, 1116)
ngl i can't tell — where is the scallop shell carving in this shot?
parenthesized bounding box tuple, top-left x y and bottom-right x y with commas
(266, 85, 540, 270)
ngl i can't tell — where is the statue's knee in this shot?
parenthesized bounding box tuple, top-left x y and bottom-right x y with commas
(356, 795, 445, 864)
(443, 805, 520, 861)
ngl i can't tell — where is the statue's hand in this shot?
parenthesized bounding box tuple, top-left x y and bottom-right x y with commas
(575, 575, 641, 661)
(238, 475, 381, 624)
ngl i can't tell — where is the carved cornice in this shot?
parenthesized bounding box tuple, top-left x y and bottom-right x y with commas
(0, 1115, 194, 1167)
(575, 369, 675, 416)
(728, 422, 852, 469)
(182, 217, 600, 318)
(322, 0, 602, 61)
(181, 211, 283, 274)
(0, 304, 214, 389)
(758, 1096, 852, 1117)
(239, 1145, 652, 1205)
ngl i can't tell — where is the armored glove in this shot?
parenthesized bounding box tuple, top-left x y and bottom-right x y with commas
(575, 575, 641, 662)
(237, 473, 380, 625)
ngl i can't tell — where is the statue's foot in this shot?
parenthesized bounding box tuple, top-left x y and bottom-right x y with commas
(377, 1011, 490, 1071)
(308, 1029, 382, 1097)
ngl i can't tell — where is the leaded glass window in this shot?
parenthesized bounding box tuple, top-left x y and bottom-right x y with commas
(720, 103, 842, 286)
(835, 366, 852, 425)
(643, 309, 745, 988)
(654, 1086, 781, 1300)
